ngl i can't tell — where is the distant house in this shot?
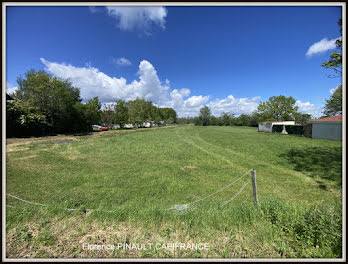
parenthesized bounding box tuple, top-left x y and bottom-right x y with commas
(258, 121, 295, 133)
(309, 115, 342, 141)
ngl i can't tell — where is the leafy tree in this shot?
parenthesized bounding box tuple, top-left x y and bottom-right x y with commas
(84, 97, 102, 125)
(249, 111, 259, 127)
(322, 19, 342, 77)
(221, 112, 233, 126)
(321, 19, 342, 116)
(257, 95, 299, 121)
(101, 104, 115, 126)
(323, 85, 342, 116)
(13, 69, 83, 133)
(210, 116, 221, 126)
(114, 100, 129, 128)
(158, 107, 177, 124)
(7, 100, 49, 137)
(194, 116, 203, 126)
(199, 106, 211, 126)
(128, 98, 149, 126)
(235, 114, 251, 126)
(293, 112, 312, 125)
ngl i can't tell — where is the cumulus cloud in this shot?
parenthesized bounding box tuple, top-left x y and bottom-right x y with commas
(6, 82, 18, 94)
(165, 88, 209, 116)
(207, 95, 261, 116)
(105, 6, 167, 33)
(306, 37, 341, 57)
(114, 57, 132, 66)
(295, 100, 322, 118)
(40, 58, 169, 104)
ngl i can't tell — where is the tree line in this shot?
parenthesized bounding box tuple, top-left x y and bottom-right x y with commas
(178, 95, 312, 127)
(6, 69, 177, 137)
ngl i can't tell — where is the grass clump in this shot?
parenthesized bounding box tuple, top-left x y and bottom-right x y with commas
(259, 198, 342, 258)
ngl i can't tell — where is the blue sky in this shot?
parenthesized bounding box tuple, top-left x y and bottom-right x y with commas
(6, 5, 342, 117)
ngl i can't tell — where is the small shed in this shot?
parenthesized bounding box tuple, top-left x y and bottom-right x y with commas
(258, 121, 295, 133)
(309, 115, 342, 141)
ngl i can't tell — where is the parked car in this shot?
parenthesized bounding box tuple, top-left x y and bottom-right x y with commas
(92, 125, 101, 131)
(92, 125, 108, 131)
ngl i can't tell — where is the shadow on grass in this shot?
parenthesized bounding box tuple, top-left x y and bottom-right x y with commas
(282, 146, 342, 186)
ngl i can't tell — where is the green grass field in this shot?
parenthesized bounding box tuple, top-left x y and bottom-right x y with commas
(6, 125, 342, 258)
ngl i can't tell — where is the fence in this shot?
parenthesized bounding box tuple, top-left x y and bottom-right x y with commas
(168, 169, 259, 213)
(7, 169, 260, 214)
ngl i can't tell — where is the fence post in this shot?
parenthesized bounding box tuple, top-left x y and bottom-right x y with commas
(251, 169, 258, 206)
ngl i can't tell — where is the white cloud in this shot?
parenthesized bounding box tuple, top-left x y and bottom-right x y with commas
(6, 82, 18, 94)
(114, 57, 132, 66)
(40, 58, 169, 104)
(105, 6, 167, 33)
(40, 58, 213, 117)
(306, 37, 341, 57)
(207, 95, 261, 116)
(163, 88, 209, 117)
(295, 100, 322, 117)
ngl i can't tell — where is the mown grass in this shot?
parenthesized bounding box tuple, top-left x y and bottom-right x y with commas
(6, 125, 342, 258)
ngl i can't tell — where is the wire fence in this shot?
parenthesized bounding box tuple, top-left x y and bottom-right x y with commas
(168, 169, 256, 213)
(7, 169, 258, 214)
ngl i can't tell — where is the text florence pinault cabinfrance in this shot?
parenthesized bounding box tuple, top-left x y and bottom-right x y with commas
(82, 242, 210, 251)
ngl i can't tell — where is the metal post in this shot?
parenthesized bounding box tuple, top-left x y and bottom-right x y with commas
(251, 169, 258, 206)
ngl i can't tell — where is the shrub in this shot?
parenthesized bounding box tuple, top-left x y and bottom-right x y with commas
(7, 100, 51, 137)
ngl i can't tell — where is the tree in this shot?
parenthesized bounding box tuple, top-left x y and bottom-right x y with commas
(321, 19, 342, 116)
(84, 97, 102, 125)
(235, 114, 251, 126)
(7, 100, 49, 137)
(221, 112, 233, 126)
(199, 106, 211, 126)
(114, 100, 129, 128)
(323, 85, 342, 116)
(193, 116, 203, 126)
(158, 107, 177, 124)
(101, 104, 115, 125)
(257, 95, 299, 121)
(13, 69, 83, 133)
(210, 116, 220, 126)
(249, 111, 259, 127)
(322, 19, 342, 77)
(293, 112, 312, 125)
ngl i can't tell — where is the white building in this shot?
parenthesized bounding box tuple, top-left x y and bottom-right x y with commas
(309, 115, 342, 141)
(258, 121, 296, 133)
